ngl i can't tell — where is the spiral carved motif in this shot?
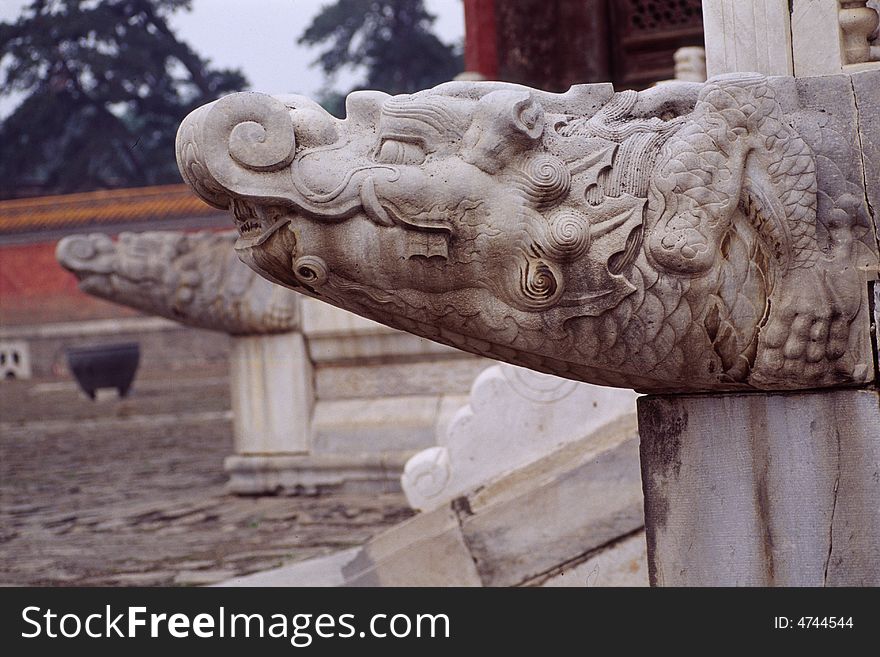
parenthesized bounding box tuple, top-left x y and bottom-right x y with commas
(293, 255, 329, 287)
(502, 364, 579, 402)
(64, 236, 99, 261)
(516, 155, 571, 207)
(518, 258, 563, 310)
(202, 92, 297, 177)
(542, 210, 591, 261)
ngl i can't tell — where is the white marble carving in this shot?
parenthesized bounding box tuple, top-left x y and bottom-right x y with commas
(230, 332, 313, 455)
(402, 363, 637, 511)
(705, 0, 880, 78)
(176, 72, 879, 394)
(673, 46, 707, 82)
(790, 0, 880, 76)
(56, 230, 299, 335)
(639, 387, 880, 585)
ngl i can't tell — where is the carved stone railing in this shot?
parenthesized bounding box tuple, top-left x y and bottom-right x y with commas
(402, 362, 637, 511)
(703, 0, 880, 78)
(839, 1, 880, 64)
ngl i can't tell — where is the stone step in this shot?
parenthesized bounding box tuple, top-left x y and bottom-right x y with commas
(217, 414, 647, 587)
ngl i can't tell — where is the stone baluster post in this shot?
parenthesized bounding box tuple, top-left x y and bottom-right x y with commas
(703, 0, 880, 78)
(228, 333, 313, 459)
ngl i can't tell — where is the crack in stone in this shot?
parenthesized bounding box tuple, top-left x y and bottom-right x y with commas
(850, 76, 880, 257)
(518, 526, 646, 587)
(823, 428, 842, 586)
(848, 76, 880, 380)
(449, 495, 485, 583)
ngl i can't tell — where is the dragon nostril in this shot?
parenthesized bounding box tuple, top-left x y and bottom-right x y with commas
(62, 237, 95, 262)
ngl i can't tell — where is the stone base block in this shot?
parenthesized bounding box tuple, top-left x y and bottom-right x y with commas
(638, 387, 880, 586)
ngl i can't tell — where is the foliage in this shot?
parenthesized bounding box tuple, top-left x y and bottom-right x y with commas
(0, 0, 247, 199)
(299, 0, 462, 116)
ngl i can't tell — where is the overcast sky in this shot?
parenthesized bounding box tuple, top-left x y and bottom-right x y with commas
(0, 0, 465, 114)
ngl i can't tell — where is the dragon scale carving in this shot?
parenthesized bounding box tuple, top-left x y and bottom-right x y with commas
(174, 73, 878, 392)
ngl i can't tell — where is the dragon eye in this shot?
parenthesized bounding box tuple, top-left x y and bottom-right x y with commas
(377, 138, 426, 165)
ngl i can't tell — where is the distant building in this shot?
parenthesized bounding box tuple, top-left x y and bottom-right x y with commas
(463, 0, 705, 90)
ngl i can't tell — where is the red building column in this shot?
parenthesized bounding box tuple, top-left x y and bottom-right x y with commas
(463, 0, 498, 79)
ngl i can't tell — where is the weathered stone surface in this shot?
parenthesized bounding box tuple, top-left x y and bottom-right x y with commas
(791, 0, 848, 77)
(56, 230, 299, 335)
(217, 415, 643, 587)
(177, 73, 879, 393)
(458, 416, 643, 586)
(401, 362, 637, 511)
(342, 506, 482, 587)
(638, 387, 880, 586)
(851, 70, 880, 241)
(229, 332, 312, 455)
(536, 531, 648, 587)
(707, 1, 880, 78)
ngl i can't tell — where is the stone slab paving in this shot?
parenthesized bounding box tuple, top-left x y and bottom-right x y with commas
(0, 372, 413, 586)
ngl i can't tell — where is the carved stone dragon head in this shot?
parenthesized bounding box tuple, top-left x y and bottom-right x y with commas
(176, 74, 878, 392)
(57, 230, 299, 335)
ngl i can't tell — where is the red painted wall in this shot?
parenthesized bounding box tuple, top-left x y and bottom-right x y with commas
(0, 241, 139, 326)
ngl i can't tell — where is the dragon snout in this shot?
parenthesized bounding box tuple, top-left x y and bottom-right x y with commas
(56, 234, 115, 275)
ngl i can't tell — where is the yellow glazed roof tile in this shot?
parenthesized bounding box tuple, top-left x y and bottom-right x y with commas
(0, 184, 224, 234)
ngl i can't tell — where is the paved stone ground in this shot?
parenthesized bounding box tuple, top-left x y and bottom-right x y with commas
(0, 369, 413, 586)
